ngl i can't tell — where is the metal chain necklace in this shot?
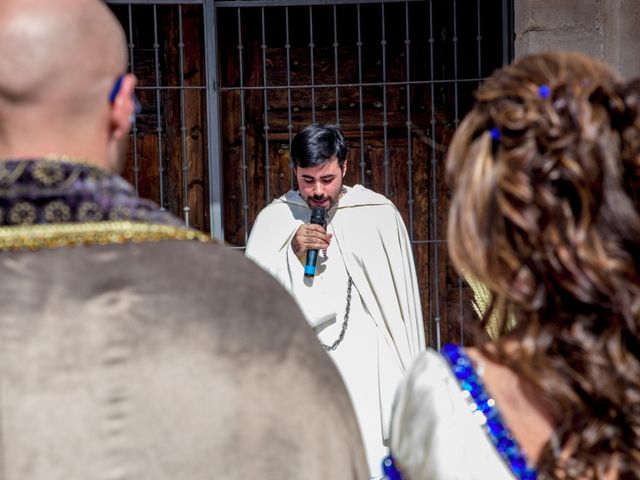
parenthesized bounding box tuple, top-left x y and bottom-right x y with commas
(320, 190, 352, 352)
(321, 275, 353, 351)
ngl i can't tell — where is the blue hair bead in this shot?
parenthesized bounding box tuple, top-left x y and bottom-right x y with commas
(538, 84, 551, 99)
(490, 127, 501, 142)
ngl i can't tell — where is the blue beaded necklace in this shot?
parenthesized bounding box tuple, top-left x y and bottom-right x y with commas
(382, 344, 537, 480)
(441, 344, 537, 480)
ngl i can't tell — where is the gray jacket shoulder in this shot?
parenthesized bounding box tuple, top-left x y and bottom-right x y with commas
(0, 240, 368, 480)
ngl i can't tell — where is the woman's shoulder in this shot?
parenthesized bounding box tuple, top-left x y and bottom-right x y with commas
(389, 347, 517, 480)
(391, 348, 476, 443)
(393, 349, 458, 408)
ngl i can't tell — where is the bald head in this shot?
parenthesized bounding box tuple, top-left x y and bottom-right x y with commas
(0, 0, 133, 169)
(0, 0, 127, 104)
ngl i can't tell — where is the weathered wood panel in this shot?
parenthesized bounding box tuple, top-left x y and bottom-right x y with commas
(112, 4, 209, 232)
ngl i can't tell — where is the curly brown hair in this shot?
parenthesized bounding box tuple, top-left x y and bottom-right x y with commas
(446, 52, 640, 479)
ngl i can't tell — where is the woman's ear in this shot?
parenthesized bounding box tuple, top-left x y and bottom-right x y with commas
(109, 73, 138, 141)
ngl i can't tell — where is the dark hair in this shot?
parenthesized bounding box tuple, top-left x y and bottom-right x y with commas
(447, 52, 640, 478)
(290, 123, 348, 168)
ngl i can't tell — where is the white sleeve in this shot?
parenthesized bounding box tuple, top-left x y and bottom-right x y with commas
(284, 241, 337, 330)
(245, 207, 301, 288)
(246, 207, 336, 330)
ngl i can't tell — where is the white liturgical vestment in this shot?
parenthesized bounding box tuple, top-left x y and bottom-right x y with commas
(246, 185, 425, 477)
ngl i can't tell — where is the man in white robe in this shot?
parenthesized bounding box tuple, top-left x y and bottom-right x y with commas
(246, 124, 425, 478)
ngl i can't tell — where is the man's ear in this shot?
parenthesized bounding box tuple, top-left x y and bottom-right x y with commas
(109, 73, 138, 141)
(341, 159, 348, 177)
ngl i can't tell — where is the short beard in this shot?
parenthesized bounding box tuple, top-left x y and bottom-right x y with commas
(304, 180, 344, 210)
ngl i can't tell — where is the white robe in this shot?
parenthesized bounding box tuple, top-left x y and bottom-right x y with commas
(389, 350, 516, 479)
(246, 185, 425, 476)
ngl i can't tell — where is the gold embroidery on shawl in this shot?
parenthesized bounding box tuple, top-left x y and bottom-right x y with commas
(32, 161, 66, 187)
(0, 221, 210, 251)
(9, 202, 37, 225)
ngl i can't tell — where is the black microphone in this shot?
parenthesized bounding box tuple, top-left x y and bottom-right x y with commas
(304, 207, 326, 277)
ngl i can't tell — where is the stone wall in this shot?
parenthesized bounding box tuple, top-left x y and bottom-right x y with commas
(515, 0, 640, 78)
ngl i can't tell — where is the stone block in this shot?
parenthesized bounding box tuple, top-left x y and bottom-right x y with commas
(516, 0, 602, 30)
(615, 0, 640, 77)
(515, 28, 603, 59)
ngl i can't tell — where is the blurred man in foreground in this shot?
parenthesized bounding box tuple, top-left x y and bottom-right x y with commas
(0, 1, 367, 478)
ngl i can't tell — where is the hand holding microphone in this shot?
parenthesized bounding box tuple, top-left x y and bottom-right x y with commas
(304, 207, 326, 277)
(291, 207, 331, 277)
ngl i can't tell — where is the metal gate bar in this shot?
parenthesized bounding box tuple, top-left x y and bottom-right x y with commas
(333, 5, 340, 128)
(178, 6, 191, 227)
(260, 8, 272, 203)
(286, 7, 295, 191)
(109, 0, 203, 3)
(309, 7, 317, 123)
(153, 5, 166, 211)
(126, 5, 140, 195)
(405, 0, 414, 242)
(216, 0, 425, 6)
(237, 9, 250, 243)
(427, 0, 441, 349)
(357, 3, 366, 184)
(217, 78, 485, 91)
(476, 0, 482, 85)
(381, 3, 389, 197)
(204, 0, 225, 239)
(453, 0, 465, 345)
